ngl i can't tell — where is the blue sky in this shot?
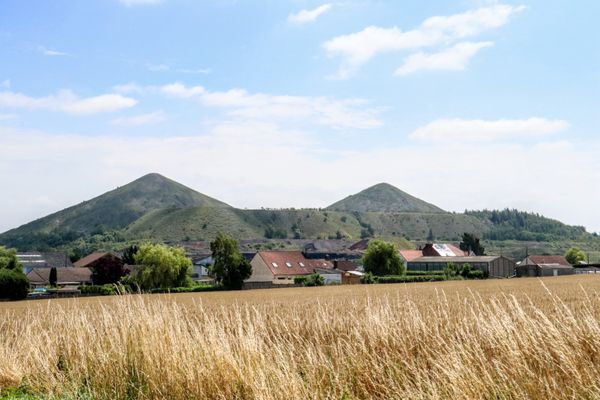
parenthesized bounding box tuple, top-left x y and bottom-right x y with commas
(0, 0, 599, 233)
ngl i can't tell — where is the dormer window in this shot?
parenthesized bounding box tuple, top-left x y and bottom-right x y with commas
(286, 262, 292, 268)
(272, 262, 278, 268)
(299, 262, 305, 268)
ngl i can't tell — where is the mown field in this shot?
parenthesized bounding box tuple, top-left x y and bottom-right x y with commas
(3, 276, 600, 399)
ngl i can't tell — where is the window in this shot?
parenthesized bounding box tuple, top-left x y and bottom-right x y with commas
(286, 262, 292, 268)
(299, 262, 305, 268)
(272, 262, 278, 268)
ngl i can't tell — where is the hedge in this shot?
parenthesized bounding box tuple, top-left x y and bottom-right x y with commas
(377, 275, 447, 284)
(405, 270, 446, 276)
(79, 284, 118, 296)
(149, 285, 221, 294)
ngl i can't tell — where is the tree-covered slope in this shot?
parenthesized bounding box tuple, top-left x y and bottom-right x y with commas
(466, 209, 593, 242)
(327, 183, 445, 213)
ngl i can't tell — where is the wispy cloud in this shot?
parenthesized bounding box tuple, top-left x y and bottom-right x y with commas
(157, 82, 383, 130)
(288, 3, 332, 25)
(112, 82, 146, 94)
(0, 113, 17, 121)
(110, 111, 166, 126)
(323, 3, 525, 78)
(0, 80, 10, 89)
(395, 41, 493, 75)
(0, 89, 137, 114)
(147, 63, 170, 72)
(119, 0, 162, 6)
(176, 68, 211, 74)
(39, 46, 69, 57)
(410, 117, 569, 142)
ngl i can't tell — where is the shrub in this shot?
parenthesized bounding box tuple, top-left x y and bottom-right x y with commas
(0, 269, 29, 300)
(377, 275, 446, 284)
(304, 273, 325, 287)
(79, 284, 117, 296)
(360, 272, 377, 284)
(294, 276, 308, 285)
(149, 285, 220, 294)
(465, 269, 485, 279)
(406, 270, 446, 276)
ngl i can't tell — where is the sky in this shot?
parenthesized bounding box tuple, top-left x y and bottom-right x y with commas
(0, 0, 599, 234)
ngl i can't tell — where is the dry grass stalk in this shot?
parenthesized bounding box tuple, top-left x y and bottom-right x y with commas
(2, 277, 600, 399)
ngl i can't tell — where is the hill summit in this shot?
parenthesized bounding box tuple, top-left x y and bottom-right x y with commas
(0, 173, 229, 239)
(326, 183, 445, 213)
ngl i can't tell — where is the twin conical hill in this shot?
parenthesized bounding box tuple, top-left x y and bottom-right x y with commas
(0, 173, 229, 244)
(326, 183, 445, 213)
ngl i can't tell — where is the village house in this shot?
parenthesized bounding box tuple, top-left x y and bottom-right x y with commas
(26, 267, 93, 288)
(399, 243, 470, 264)
(17, 252, 73, 274)
(73, 252, 123, 269)
(516, 255, 574, 277)
(407, 256, 516, 278)
(302, 240, 363, 261)
(247, 251, 333, 286)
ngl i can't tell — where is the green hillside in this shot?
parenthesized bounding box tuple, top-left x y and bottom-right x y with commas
(2, 175, 599, 261)
(0, 173, 229, 250)
(327, 183, 445, 213)
(125, 206, 487, 243)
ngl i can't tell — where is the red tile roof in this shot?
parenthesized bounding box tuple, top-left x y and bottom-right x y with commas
(73, 252, 118, 268)
(445, 244, 469, 256)
(526, 256, 571, 267)
(399, 250, 424, 262)
(335, 260, 359, 271)
(257, 251, 333, 276)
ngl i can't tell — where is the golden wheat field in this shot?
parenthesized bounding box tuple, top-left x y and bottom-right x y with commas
(3, 276, 600, 399)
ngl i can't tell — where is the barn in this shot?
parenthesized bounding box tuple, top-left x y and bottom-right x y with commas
(516, 256, 574, 277)
(407, 256, 516, 278)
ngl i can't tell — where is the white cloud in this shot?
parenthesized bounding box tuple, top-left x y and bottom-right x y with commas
(147, 63, 170, 72)
(39, 47, 68, 57)
(160, 83, 206, 98)
(176, 68, 211, 74)
(1, 125, 599, 234)
(323, 3, 524, 78)
(410, 117, 570, 142)
(0, 90, 137, 114)
(110, 111, 166, 126)
(157, 83, 382, 129)
(112, 82, 146, 94)
(119, 0, 162, 6)
(0, 113, 17, 121)
(288, 4, 332, 24)
(395, 41, 493, 75)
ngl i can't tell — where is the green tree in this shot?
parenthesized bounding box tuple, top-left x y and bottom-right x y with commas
(0, 269, 29, 300)
(362, 240, 404, 276)
(565, 247, 586, 265)
(460, 233, 485, 256)
(49, 267, 58, 287)
(0, 246, 28, 300)
(122, 245, 139, 265)
(210, 233, 252, 290)
(0, 246, 22, 271)
(133, 243, 192, 290)
(427, 228, 435, 242)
